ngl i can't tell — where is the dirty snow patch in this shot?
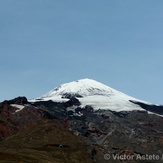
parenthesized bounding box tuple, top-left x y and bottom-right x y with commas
(10, 104, 25, 112)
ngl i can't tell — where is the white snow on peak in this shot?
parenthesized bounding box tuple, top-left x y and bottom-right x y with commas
(42, 78, 124, 98)
(31, 78, 149, 112)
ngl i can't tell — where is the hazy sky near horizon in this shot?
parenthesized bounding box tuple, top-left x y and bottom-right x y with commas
(0, 0, 163, 104)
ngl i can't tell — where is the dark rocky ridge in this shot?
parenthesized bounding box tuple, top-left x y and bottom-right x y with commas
(0, 96, 28, 106)
(130, 100, 163, 115)
(61, 93, 83, 99)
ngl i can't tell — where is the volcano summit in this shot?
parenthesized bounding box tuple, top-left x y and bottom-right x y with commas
(32, 78, 162, 114)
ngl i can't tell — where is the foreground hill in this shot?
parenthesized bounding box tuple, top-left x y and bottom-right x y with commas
(0, 119, 94, 163)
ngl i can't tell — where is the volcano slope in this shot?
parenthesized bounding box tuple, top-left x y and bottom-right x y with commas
(0, 97, 163, 163)
(1, 78, 163, 163)
(29, 99, 163, 163)
(0, 119, 95, 163)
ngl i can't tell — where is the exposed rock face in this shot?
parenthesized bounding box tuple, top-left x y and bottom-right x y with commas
(61, 93, 83, 99)
(1, 96, 28, 105)
(0, 96, 163, 163)
(64, 97, 81, 107)
(31, 99, 163, 163)
(130, 100, 163, 115)
(0, 97, 49, 140)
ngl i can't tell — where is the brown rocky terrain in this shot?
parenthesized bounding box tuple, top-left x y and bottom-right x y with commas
(0, 119, 94, 163)
(0, 96, 163, 163)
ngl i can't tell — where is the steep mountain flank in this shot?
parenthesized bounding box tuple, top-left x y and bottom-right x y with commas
(0, 79, 163, 162)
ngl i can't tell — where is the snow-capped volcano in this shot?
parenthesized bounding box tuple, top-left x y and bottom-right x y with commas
(32, 78, 151, 112)
(41, 78, 128, 98)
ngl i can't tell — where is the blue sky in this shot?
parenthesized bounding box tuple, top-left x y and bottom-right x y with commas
(0, 0, 163, 104)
